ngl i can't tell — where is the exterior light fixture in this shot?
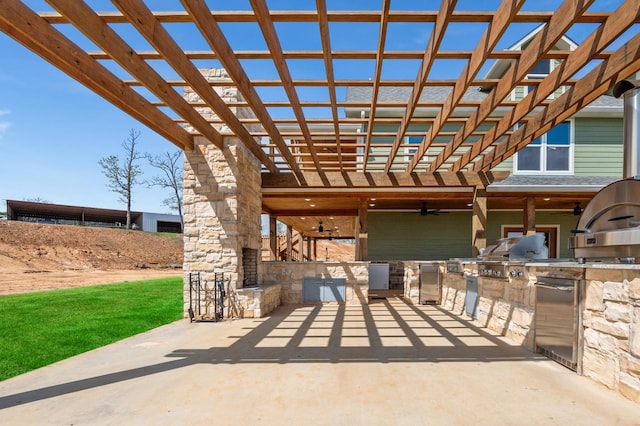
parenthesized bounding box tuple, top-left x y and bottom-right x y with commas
(318, 221, 324, 233)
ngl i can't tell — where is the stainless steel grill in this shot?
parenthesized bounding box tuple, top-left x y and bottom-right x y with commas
(569, 178, 640, 262)
(477, 234, 549, 279)
(569, 80, 640, 263)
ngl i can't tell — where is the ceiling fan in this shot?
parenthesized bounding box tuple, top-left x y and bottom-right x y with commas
(410, 201, 445, 216)
(552, 201, 583, 216)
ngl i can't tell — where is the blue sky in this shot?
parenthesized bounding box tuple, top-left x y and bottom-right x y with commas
(0, 0, 633, 213)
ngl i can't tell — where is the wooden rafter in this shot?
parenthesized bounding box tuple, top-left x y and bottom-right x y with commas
(476, 31, 640, 172)
(0, 0, 193, 150)
(250, 0, 325, 181)
(403, 0, 525, 173)
(384, 0, 457, 173)
(178, 0, 305, 178)
(38, 10, 615, 25)
(0, 1, 635, 185)
(362, 0, 391, 171)
(425, 0, 596, 173)
(111, 0, 279, 173)
(46, 0, 223, 149)
(316, 0, 343, 171)
(453, 0, 640, 172)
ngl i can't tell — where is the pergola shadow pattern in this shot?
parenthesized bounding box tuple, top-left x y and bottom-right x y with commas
(0, 299, 542, 410)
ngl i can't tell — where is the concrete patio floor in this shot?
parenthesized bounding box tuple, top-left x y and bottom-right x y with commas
(1, 298, 639, 425)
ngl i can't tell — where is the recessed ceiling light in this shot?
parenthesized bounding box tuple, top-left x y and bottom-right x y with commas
(543, 198, 551, 201)
(329, 216, 335, 219)
(467, 203, 473, 207)
(304, 198, 311, 202)
(371, 198, 377, 201)
(310, 204, 316, 207)
(301, 217, 305, 220)
(369, 203, 375, 207)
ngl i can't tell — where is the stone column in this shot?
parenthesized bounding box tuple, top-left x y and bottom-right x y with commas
(183, 136, 262, 313)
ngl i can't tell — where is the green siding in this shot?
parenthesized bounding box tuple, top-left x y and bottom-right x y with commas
(574, 117, 623, 177)
(368, 210, 580, 260)
(368, 212, 472, 260)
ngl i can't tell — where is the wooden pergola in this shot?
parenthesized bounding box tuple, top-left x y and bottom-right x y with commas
(1, 1, 639, 249)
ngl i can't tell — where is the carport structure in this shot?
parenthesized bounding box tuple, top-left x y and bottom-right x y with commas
(1, 1, 639, 284)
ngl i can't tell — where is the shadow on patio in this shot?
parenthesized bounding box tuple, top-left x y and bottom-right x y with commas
(0, 298, 545, 410)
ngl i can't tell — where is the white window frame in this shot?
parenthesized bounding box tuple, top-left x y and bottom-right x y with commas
(404, 135, 427, 164)
(513, 119, 574, 175)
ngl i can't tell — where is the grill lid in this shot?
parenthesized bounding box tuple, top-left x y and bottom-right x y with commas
(569, 178, 640, 260)
(481, 233, 549, 261)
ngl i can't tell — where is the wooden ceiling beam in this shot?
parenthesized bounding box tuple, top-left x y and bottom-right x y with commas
(39, 10, 614, 24)
(250, 0, 326, 184)
(427, 0, 595, 173)
(476, 30, 640, 171)
(454, 0, 640, 172)
(404, 0, 525, 173)
(384, 0, 457, 173)
(362, 0, 391, 172)
(179, 0, 306, 178)
(90, 49, 606, 61)
(0, 0, 193, 150)
(111, 0, 280, 173)
(316, 0, 343, 171)
(262, 170, 509, 188)
(45, 0, 223, 149)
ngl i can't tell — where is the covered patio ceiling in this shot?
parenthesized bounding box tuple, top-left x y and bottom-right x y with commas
(1, 1, 639, 235)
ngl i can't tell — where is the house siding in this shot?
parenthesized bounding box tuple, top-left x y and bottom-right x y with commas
(368, 211, 472, 260)
(368, 210, 579, 260)
(574, 117, 623, 177)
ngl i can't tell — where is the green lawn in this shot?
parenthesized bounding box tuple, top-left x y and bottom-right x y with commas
(0, 277, 183, 382)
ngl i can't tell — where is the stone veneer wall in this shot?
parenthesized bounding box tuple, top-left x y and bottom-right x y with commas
(260, 261, 369, 305)
(475, 275, 536, 349)
(582, 266, 640, 402)
(441, 265, 476, 316)
(182, 68, 262, 315)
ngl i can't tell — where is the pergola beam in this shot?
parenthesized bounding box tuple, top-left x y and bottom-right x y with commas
(427, 0, 595, 172)
(454, 0, 640, 172)
(384, 0, 457, 173)
(45, 0, 223, 148)
(111, 0, 279, 172)
(476, 31, 640, 171)
(250, 0, 325, 182)
(403, 0, 525, 173)
(0, 0, 193, 151)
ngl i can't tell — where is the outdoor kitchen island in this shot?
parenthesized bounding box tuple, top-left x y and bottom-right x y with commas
(440, 259, 640, 403)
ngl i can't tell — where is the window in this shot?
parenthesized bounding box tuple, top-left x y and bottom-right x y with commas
(405, 136, 425, 164)
(514, 121, 572, 174)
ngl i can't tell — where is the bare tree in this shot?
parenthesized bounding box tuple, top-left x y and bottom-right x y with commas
(146, 150, 184, 232)
(99, 129, 144, 229)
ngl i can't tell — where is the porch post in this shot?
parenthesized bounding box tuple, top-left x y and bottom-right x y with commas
(286, 225, 293, 261)
(472, 187, 487, 257)
(269, 215, 277, 260)
(298, 232, 304, 261)
(524, 197, 536, 235)
(356, 198, 368, 261)
(307, 236, 312, 261)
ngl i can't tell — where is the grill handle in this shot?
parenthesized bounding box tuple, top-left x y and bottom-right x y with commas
(535, 282, 574, 291)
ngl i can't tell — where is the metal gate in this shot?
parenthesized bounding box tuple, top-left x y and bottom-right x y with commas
(188, 272, 225, 322)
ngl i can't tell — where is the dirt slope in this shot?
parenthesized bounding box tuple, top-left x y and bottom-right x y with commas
(0, 221, 355, 295)
(0, 221, 183, 295)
